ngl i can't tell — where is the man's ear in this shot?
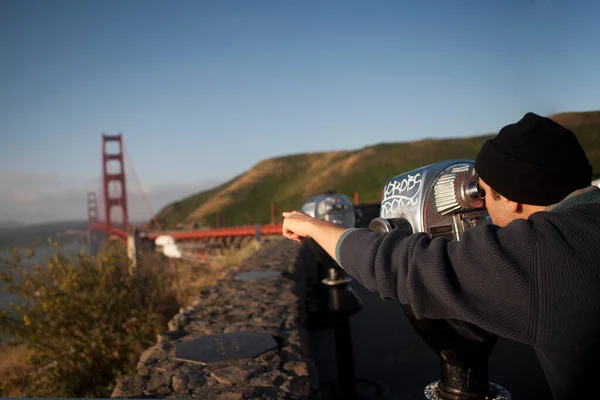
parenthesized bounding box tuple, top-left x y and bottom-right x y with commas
(506, 200, 521, 214)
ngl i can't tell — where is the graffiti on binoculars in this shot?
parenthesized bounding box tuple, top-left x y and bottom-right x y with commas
(382, 173, 423, 215)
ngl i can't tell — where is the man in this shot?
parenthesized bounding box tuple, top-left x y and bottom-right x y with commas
(282, 112, 600, 400)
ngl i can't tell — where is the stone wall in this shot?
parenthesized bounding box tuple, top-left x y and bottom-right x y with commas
(111, 238, 319, 399)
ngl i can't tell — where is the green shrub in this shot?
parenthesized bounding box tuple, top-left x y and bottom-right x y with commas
(0, 243, 180, 397)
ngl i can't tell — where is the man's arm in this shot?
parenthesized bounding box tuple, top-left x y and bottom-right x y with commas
(281, 211, 347, 258)
(337, 220, 537, 344)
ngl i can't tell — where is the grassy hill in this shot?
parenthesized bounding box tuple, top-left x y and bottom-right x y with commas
(154, 111, 600, 230)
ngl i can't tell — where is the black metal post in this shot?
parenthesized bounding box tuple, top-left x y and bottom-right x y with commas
(323, 265, 362, 400)
(400, 305, 510, 400)
(306, 238, 389, 400)
(437, 351, 492, 399)
(333, 315, 358, 400)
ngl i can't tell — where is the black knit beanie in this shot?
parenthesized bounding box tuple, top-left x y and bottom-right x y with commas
(475, 112, 592, 206)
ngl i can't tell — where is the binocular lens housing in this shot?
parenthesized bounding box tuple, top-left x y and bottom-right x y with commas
(368, 217, 413, 235)
(465, 180, 485, 203)
(302, 194, 356, 229)
(379, 160, 490, 242)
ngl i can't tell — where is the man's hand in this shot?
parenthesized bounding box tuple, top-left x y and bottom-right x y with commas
(281, 211, 349, 263)
(281, 211, 319, 242)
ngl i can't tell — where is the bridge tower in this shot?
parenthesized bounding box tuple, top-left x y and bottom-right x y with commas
(87, 191, 100, 253)
(87, 191, 98, 223)
(102, 134, 129, 232)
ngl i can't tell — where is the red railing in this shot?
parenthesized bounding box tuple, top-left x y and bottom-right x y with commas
(146, 224, 283, 240)
(89, 221, 283, 242)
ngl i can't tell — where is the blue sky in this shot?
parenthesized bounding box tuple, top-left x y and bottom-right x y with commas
(1, 0, 599, 223)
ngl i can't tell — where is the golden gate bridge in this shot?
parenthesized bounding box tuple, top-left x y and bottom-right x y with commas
(86, 133, 365, 248)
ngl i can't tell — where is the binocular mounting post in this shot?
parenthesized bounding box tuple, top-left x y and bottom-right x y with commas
(321, 263, 361, 400)
(400, 305, 512, 400)
(307, 237, 389, 400)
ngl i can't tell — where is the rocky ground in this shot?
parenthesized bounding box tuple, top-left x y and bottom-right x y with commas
(111, 238, 319, 400)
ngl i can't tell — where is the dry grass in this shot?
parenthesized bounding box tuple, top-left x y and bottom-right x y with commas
(187, 158, 294, 222)
(549, 111, 600, 127)
(0, 344, 33, 396)
(302, 149, 376, 194)
(168, 240, 263, 306)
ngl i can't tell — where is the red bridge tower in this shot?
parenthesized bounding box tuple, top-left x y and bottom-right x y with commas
(87, 191, 98, 223)
(102, 134, 129, 232)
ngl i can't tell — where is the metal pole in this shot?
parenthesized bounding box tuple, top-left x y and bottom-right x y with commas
(333, 315, 358, 400)
(306, 238, 389, 400)
(127, 226, 140, 276)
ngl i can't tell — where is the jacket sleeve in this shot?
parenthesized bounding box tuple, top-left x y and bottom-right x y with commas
(337, 220, 536, 343)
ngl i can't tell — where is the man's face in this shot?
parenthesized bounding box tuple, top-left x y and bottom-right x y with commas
(478, 178, 512, 227)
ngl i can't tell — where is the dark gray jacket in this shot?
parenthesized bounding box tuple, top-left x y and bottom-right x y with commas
(336, 186, 600, 400)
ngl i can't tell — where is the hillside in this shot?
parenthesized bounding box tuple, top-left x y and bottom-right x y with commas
(154, 111, 600, 229)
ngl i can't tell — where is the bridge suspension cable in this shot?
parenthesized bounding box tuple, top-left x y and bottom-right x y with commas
(122, 140, 161, 230)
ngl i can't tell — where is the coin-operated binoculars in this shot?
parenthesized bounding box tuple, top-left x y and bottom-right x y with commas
(301, 194, 360, 320)
(301, 194, 389, 400)
(368, 160, 511, 400)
